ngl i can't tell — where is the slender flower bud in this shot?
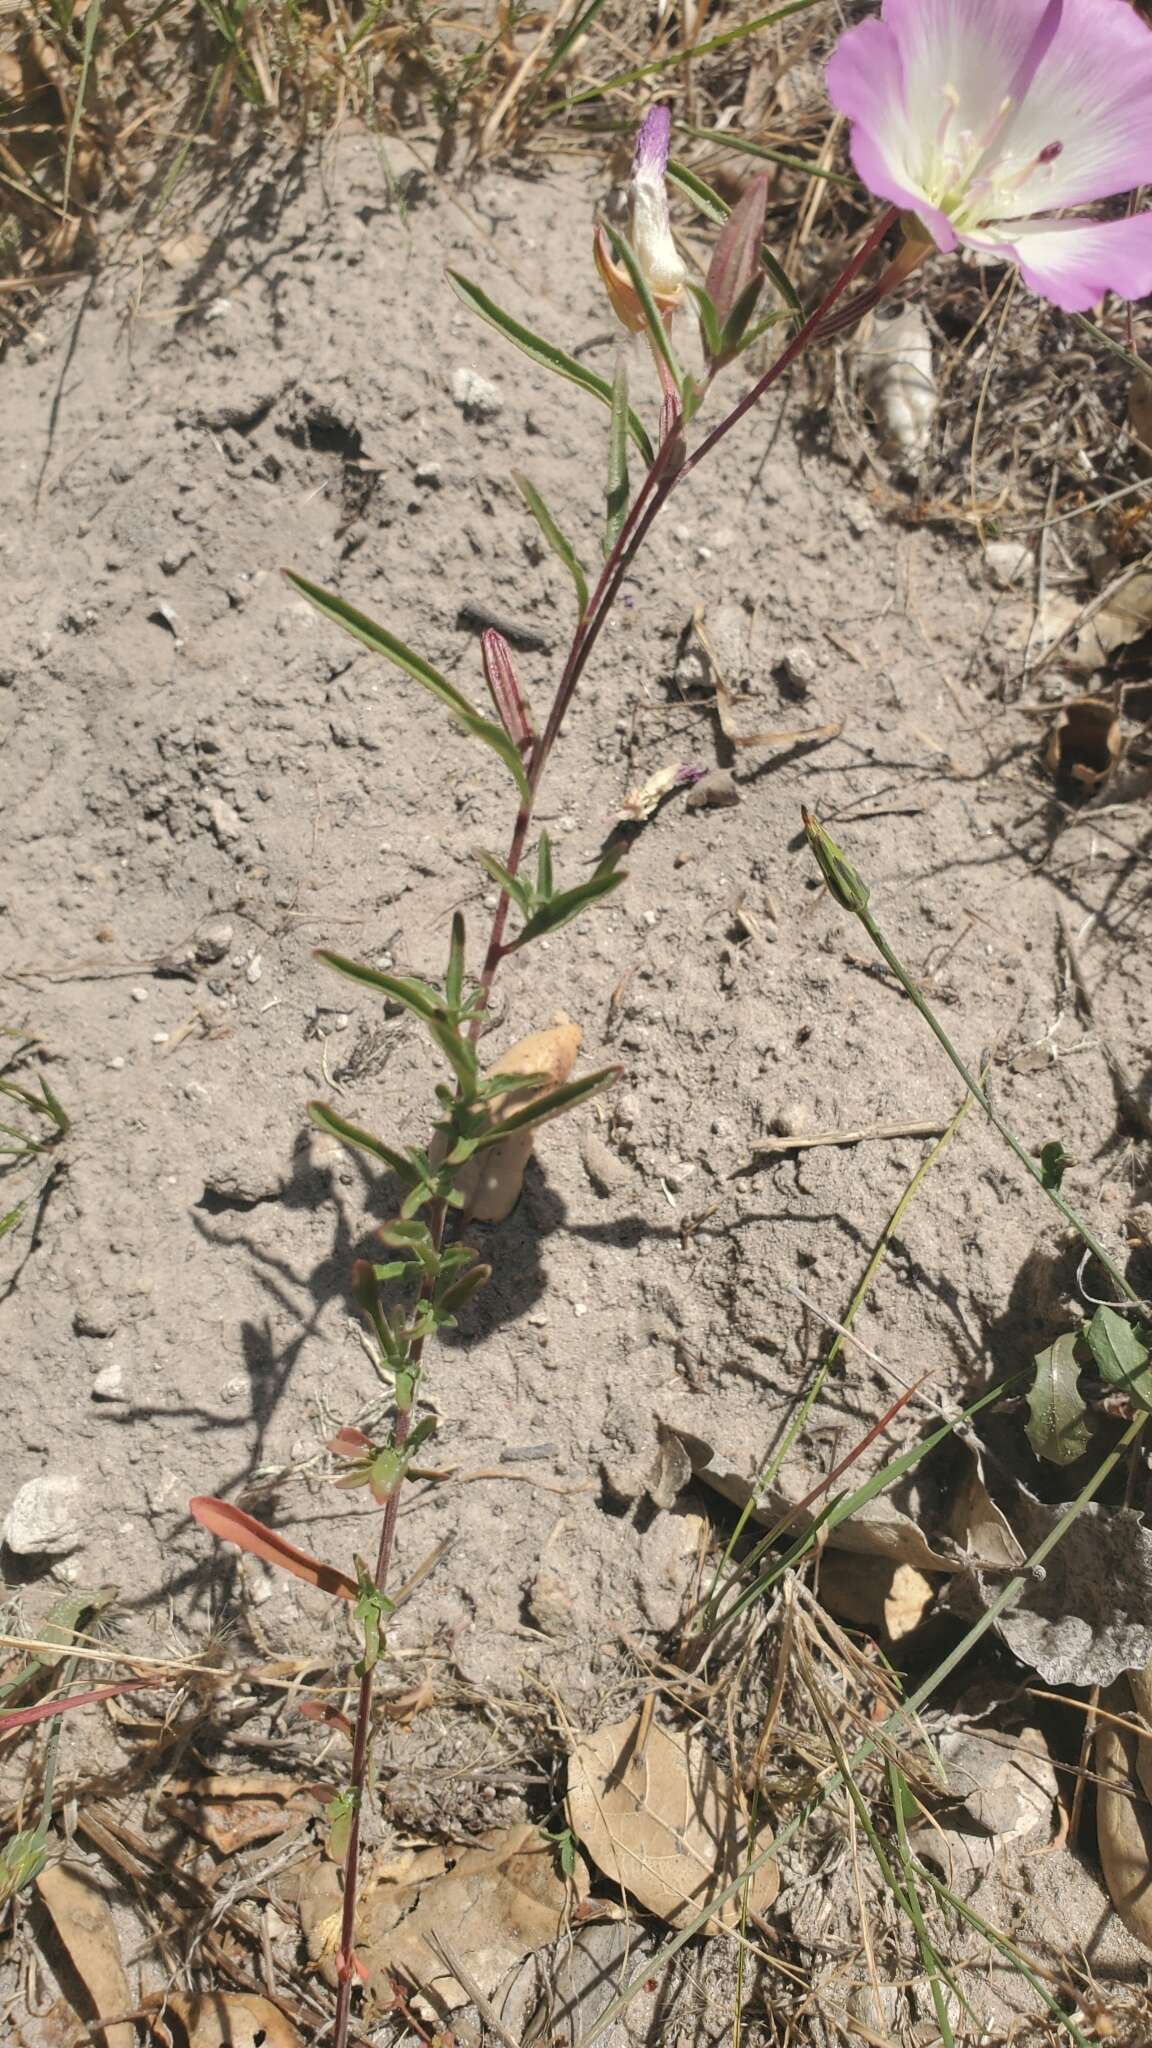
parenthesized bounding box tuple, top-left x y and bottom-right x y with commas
(629, 106, 687, 299)
(595, 102, 686, 332)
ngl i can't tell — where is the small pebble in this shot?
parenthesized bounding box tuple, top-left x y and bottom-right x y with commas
(108, 1056, 126, 1071)
(195, 919, 233, 964)
(246, 953, 263, 984)
(4, 1475, 85, 1556)
(151, 1032, 169, 1045)
(771, 1101, 811, 1138)
(686, 768, 739, 810)
(91, 1360, 128, 1403)
(777, 646, 817, 698)
(131, 986, 149, 1003)
(451, 366, 503, 419)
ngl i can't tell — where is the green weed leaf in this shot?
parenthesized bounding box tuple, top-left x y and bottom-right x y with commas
(284, 570, 529, 798)
(448, 273, 654, 463)
(307, 1102, 416, 1183)
(1085, 1305, 1152, 1406)
(605, 354, 631, 557)
(511, 866, 626, 947)
(513, 473, 589, 616)
(472, 1066, 621, 1147)
(1026, 1333, 1091, 1466)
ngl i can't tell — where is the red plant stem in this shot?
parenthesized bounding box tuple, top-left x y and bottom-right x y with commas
(331, 203, 901, 2048)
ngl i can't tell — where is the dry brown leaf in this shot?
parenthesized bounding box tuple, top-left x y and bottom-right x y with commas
(145, 1989, 303, 2047)
(160, 1775, 326, 1856)
(1097, 1678, 1152, 1951)
(566, 1710, 777, 1931)
(291, 1822, 587, 2014)
(450, 1015, 581, 1222)
(818, 1554, 935, 1641)
(1130, 373, 1152, 475)
(949, 1447, 1025, 1571)
(1044, 695, 1123, 796)
(36, 1859, 134, 2048)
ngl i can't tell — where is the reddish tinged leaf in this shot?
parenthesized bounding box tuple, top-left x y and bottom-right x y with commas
(189, 1497, 357, 1602)
(481, 629, 534, 751)
(0, 1678, 152, 1731)
(296, 1700, 355, 1739)
(705, 174, 769, 329)
(328, 1426, 371, 1459)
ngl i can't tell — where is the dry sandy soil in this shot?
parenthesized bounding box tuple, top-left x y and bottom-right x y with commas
(4, 127, 1152, 2042)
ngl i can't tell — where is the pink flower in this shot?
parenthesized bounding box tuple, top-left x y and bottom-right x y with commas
(827, 0, 1152, 312)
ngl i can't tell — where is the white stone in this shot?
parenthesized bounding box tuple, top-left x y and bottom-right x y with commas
(91, 1361, 127, 1403)
(451, 367, 503, 419)
(4, 1475, 85, 1556)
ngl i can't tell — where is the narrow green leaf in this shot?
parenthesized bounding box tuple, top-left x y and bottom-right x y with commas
(307, 1102, 416, 1182)
(284, 570, 529, 799)
(605, 226, 683, 396)
(604, 354, 631, 557)
(448, 272, 654, 465)
(445, 911, 466, 1013)
(315, 949, 441, 1019)
(512, 472, 589, 616)
(1026, 1334, 1091, 1466)
(474, 849, 533, 913)
(535, 831, 554, 902)
(1085, 1305, 1152, 1406)
(705, 173, 768, 327)
(512, 866, 627, 947)
(719, 273, 767, 359)
(379, 1218, 434, 1249)
(427, 1016, 480, 1092)
(438, 1263, 491, 1315)
(472, 1066, 622, 1146)
(685, 281, 722, 362)
(667, 159, 803, 327)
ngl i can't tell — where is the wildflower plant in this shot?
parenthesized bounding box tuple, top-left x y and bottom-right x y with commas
(186, 3, 1152, 2035)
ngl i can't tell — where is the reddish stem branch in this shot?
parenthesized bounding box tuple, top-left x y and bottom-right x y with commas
(330, 204, 901, 2048)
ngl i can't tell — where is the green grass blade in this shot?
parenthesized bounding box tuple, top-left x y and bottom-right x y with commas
(284, 570, 529, 799)
(560, 0, 824, 106)
(538, 0, 612, 85)
(679, 124, 851, 189)
(513, 472, 589, 615)
(604, 355, 630, 556)
(63, 0, 102, 213)
(447, 273, 654, 464)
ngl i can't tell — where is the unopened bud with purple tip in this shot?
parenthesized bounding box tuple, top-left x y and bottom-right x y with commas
(595, 102, 686, 333)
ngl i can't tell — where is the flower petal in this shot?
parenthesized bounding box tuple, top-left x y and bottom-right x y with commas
(826, 17, 958, 250)
(991, 0, 1152, 212)
(968, 209, 1152, 311)
(877, 0, 1060, 165)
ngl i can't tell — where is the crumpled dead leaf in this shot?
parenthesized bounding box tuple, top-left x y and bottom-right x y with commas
(980, 1498, 1152, 1686)
(496, 1918, 661, 2047)
(36, 1860, 134, 2048)
(145, 1990, 302, 2047)
(288, 1822, 587, 2015)
(566, 1709, 777, 1931)
(1036, 565, 1152, 673)
(159, 1774, 327, 1856)
(1097, 1672, 1152, 1951)
(1043, 695, 1123, 798)
(450, 1016, 581, 1222)
(818, 1554, 936, 1642)
(854, 303, 937, 463)
(670, 1425, 966, 1574)
(949, 1447, 1025, 1572)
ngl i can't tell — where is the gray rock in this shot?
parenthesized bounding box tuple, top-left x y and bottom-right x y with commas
(74, 1297, 119, 1339)
(91, 1361, 128, 1403)
(686, 769, 739, 810)
(580, 1132, 631, 1197)
(4, 1474, 85, 1556)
